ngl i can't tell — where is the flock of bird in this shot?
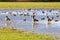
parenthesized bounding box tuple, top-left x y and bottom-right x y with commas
(0, 9, 60, 28)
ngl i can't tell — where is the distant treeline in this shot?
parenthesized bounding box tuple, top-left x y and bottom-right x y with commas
(0, 0, 60, 2)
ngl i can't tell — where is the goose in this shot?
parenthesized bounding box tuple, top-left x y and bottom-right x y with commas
(48, 18, 52, 22)
(5, 16, 10, 21)
(5, 16, 11, 27)
(20, 14, 23, 16)
(42, 11, 45, 14)
(23, 18, 26, 22)
(56, 15, 59, 17)
(27, 8, 31, 11)
(24, 14, 27, 16)
(33, 17, 39, 23)
(13, 14, 16, 16)
(49, 9, 52, 12)
(55, 20, 59, 22)
(51, 17, 54, 20)
(46, 18, 52, 27)
(27, 13, 30, 16)
(47, 16, 49, 18)
(41, 18, 45, 20)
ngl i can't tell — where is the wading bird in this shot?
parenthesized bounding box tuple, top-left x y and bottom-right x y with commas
(5, 16, 11, 27)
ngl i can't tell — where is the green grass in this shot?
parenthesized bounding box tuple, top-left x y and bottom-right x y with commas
(0, 2, 60, 8)
(0, 27, 60, 40)
(0, 2, 60, 40)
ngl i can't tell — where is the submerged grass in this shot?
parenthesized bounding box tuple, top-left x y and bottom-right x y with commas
(0, 27, 60, 40)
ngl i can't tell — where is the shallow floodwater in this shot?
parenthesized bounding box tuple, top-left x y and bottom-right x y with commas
(0, 8, 60, 34)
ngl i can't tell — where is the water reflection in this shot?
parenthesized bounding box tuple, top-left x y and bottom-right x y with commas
(46, 22, 51, 28)
(32, 22, 39, 32)
(32, 22, 39, 28)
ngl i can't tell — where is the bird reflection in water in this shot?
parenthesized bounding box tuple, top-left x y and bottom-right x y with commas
(32, 22, 39, 32)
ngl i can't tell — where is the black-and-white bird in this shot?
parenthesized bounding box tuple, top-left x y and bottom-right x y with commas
(33, 18, 39, 22)
(48, 18, 52, 22)
(5, 16, 10, 21)
(5, 16, 11, 27)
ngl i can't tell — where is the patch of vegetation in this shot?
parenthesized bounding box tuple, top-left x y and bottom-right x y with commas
(0, 27, 60, 40)
(0, 2, 60, 8)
